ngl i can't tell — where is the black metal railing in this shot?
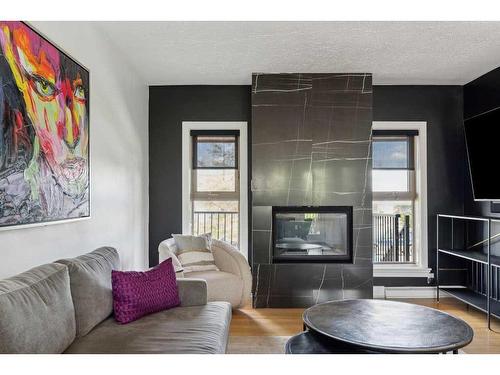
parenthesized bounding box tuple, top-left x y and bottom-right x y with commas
(193, 211, 239, 246)
(373, 213, 413, 263)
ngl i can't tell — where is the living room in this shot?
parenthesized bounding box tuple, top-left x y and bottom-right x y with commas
(1, 1, 500, 373)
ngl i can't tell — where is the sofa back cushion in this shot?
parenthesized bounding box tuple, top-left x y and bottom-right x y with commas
(57, 247, 119, 337)
(0, 263, 76, 353)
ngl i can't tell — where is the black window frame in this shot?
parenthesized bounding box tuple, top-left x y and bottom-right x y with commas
(372, 130, 416, 171)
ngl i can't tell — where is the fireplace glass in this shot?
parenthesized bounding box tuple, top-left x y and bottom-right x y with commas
(272, 206, 353, 263)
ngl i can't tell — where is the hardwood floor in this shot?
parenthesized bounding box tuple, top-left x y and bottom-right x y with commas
(229, 298, 500, 354)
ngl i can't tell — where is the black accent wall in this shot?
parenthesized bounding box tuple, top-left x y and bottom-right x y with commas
(251, 73, 373, 307)
(148, 86, 251, 267)
(373, 86, 466, 286)
(148, 84, 469, 288)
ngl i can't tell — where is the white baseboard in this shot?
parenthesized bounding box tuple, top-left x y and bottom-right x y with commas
(374, 286, 464, 299)
(373, 286, 386, 298)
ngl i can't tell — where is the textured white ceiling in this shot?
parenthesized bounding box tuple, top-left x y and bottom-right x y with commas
(96, 21, 500, 85)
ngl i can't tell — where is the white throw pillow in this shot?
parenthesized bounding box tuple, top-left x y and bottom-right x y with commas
(172, 233, 219, 273)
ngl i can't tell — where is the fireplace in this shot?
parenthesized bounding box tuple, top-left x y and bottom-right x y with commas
(272, 206, 353, 263)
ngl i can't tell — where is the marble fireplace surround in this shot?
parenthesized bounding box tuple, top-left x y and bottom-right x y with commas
(251, 73, 373, 308)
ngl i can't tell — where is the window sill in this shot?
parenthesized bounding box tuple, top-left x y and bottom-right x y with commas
(373, 264, 434, 279)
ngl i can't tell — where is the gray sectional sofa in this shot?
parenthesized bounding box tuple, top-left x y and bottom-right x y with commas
(0, 247, 232, 354)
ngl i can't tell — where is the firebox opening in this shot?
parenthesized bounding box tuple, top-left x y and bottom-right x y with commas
(271, 206, 353, 263)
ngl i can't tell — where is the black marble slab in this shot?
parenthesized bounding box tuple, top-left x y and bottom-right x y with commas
(251, 73, 373, 307)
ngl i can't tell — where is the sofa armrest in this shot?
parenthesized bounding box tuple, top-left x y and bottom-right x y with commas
(158, 239, 183, 273)
(211, 239, 252, 307)
(177, 278, 208, 307)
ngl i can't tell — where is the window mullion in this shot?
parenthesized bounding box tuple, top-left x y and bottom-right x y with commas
(192, 192, 239, 200)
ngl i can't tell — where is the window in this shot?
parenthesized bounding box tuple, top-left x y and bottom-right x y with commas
(372, 131, 416, 264)
(372, 122, 431, 279)
(183, 122, 248, 258)
(193, 134, 237, 169)
(190, 131, 240, 246)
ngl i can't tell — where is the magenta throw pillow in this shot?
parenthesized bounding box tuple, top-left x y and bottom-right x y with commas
(112, 258, 180, 324)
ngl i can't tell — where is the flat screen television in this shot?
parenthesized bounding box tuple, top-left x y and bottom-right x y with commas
(464, 108, 500, 201)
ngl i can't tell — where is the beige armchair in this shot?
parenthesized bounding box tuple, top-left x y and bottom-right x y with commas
(158, 238, 252, 309)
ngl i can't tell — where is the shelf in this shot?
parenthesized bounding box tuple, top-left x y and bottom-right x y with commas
(438, 248, 500, 267)
(441, 287, 500, 319)
(437, 214, 500, 328)
(437, 214, 489, 222)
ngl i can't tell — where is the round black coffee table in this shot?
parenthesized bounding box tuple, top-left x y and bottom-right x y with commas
(291, 299, 473, 354)
(286, 330, 378, 354)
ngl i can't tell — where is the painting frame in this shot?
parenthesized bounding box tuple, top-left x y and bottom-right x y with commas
(0, 21, 91, 231)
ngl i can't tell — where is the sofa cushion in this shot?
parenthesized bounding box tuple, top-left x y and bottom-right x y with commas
(56, 247, 119, 337)
(64, 302, 232, 354)
(177, 278, 208, 306)
(186, 270, 243, 307)
(0, 263, 76, 353)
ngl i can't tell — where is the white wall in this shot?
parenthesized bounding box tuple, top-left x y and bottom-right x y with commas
(0, 22, 149, 278)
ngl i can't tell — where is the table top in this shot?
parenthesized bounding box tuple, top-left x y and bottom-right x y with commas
(303, 299, 473, 353)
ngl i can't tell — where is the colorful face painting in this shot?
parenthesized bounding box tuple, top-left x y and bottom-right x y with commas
(0, 21, 89, 228)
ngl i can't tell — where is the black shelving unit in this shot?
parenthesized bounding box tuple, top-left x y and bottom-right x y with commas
(440, 288, 500, 320)
(437, 214, 500, 330)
